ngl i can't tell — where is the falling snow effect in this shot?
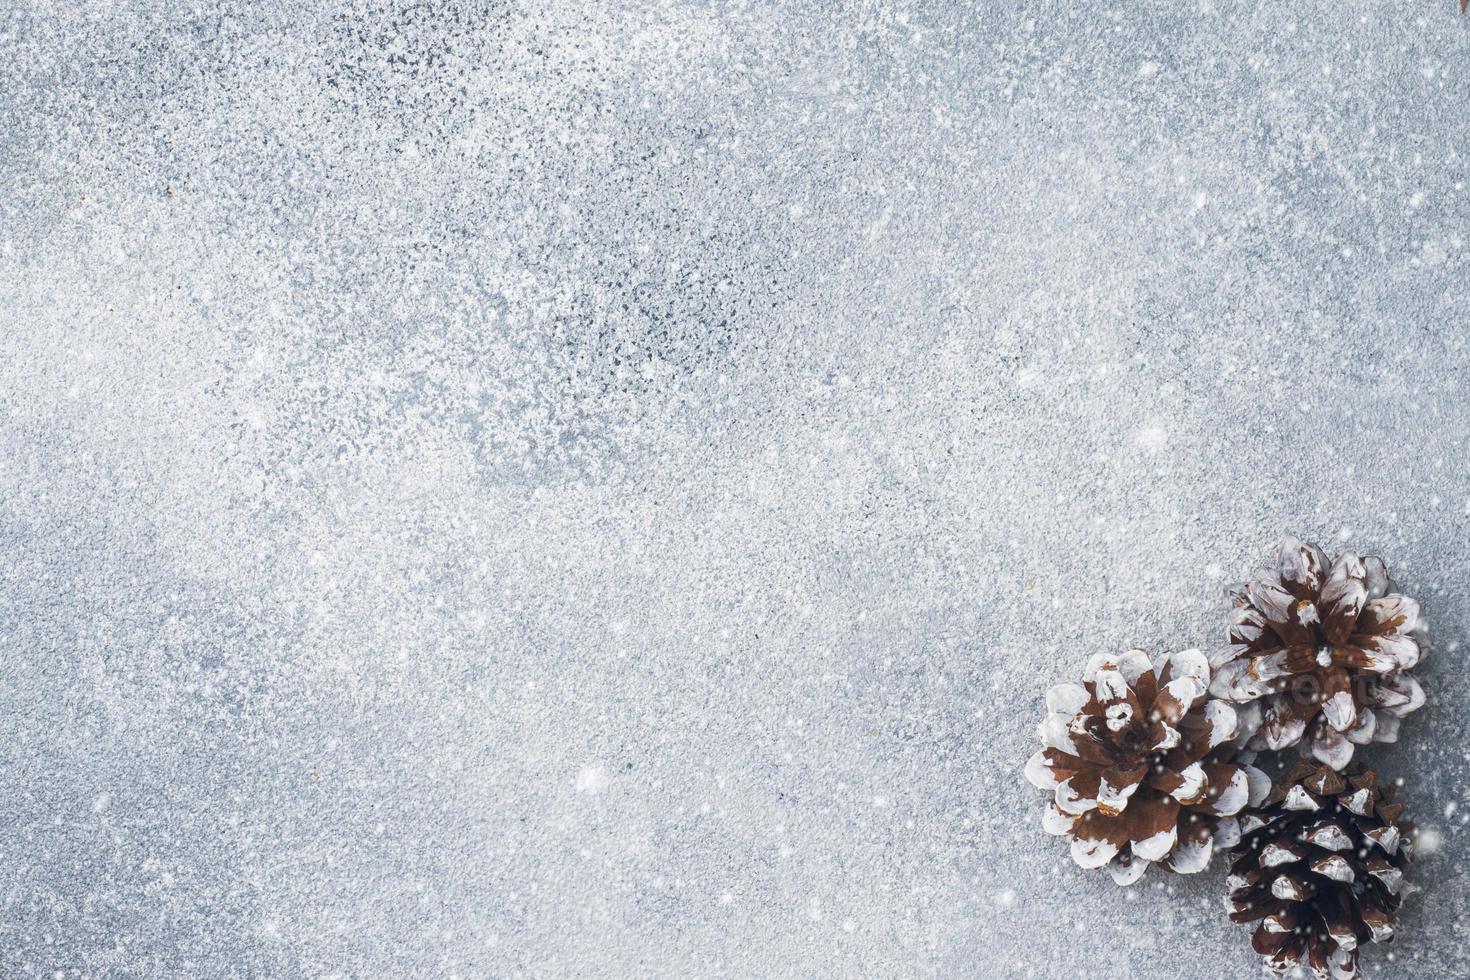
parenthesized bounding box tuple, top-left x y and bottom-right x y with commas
(3, 2, 1470, 977)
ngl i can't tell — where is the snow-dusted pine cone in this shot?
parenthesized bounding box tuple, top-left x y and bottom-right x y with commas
(1211, 538, 1427, 770)
(1227, 761, 1413, 980)
(1025, 648, 1270, 885)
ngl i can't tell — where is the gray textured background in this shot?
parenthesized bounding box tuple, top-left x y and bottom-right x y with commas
(3, 2, 1470, 977)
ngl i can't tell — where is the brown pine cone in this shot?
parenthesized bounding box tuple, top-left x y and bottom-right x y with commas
(1211, 538, 1427, 770)
(1025, 648, 1270, 885)
(1227, 761, 1413, 979)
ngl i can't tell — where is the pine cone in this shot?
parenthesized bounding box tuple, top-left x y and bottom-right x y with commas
(1211, 538, 1427, 770)
(1025, 648, 1270, 884)
(1227, 761, 1413, 979)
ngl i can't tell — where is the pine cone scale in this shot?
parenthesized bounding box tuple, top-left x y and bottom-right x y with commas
(1358, 594, 1419, 635)
(1197, 762, 1249, 815)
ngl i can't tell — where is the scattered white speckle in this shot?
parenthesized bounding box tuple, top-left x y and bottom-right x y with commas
(575, 766, 611, 795)
(1136, 425, 1168, 453)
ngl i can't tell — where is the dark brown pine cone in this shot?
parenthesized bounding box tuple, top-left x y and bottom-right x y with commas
(1227, 761, 1413, 979)
(1025, 649, 1269, 885)
(1211, 538, 1427, 770)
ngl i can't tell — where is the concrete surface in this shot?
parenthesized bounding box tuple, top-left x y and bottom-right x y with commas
(4, 2, 1470, 976)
